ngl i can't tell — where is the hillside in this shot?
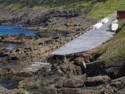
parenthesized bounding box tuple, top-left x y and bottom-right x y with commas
(88, 0, 125, 19)
(0, 0, 125, 94)
(0, 0, 106, 9)
(0, 0, 125, 19)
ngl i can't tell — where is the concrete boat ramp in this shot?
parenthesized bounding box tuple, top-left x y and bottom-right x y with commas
(50, 29, 114, 55)
(22, 16, 116, 73)
(50, 16, 116, 55)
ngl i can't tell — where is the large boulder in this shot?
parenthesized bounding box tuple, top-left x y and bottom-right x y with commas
(85, 75, 110, 86)
(63, 75, 86, 88)
(58, 62, 82, 75)
(74, 57, 84, 66)
(58, 88, 82, 94)
(82, 89, 103, 94)
(82, 89, 93, 94)
(86, 60, 125, 78)
(55, 78, 65, 88)
(110, 76, 125, 90)
(74, 57, 86, 74)
(40, 86, 57, 94)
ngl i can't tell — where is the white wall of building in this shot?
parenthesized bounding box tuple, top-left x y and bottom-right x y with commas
(111, 23, 118, 31)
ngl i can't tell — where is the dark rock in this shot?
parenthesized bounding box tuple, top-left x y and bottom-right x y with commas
(82, 89, 93, 94)
(59, 62, 82, 75)
(91, 90, 103, 94)
(40, 86, 57, 94)
(74, 57, 86, 74)
(85, 75, 110, 87)
(58, 88, 82, 94)
(102, 86, 114, 94)
(86, 60, 125, 78)
(74, 57, 84, 66)
(115, 88, 125, 94)
(63, 75, 86, 88)
(110, 81, 124, 90)
(55, 78, 64, 88)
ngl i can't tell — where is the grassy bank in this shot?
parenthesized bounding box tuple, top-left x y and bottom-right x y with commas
(0, 0, 91, 11)
(88, 0, 125, 19)
(0, 0, 125, 19)
(94, 20, 125, 62)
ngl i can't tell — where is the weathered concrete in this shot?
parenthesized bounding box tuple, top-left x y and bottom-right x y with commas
(50, 16, 116, 55)
(21, 61, 49, 73)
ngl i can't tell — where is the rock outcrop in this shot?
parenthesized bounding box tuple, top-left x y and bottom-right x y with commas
(86, 60, 125, 78)
(0, 9, 95, 75)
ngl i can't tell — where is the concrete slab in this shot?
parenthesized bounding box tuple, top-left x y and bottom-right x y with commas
(50, 16, 116, 55)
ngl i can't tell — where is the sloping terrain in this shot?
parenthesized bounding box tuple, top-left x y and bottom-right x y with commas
(0, 0, 125, 19)
(0, 0, 106, 10)
(94, 20, 125, 62)
(0, 0, 125, 94)
(88, 0, 125, 19)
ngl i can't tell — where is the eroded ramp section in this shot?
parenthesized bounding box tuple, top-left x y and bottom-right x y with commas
(22, 61, 49, 73)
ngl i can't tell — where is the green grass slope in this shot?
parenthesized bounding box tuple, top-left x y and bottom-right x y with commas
(88, 0, 125, 19)
(95, 20, 125, 62)
(0, 0, 125, 20)
(0, 0, 93, 10)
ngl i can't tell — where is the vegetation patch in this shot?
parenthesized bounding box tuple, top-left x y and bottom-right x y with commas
(0, 0, 125, 19)
(1, 0, 125, 19)
(9, 3, 24, 10)
(95, 20, 125, 62)
(88, 0, 125, 19)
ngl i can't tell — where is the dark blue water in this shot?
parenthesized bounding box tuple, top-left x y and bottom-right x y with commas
(0, 25, 37, 50)
(0, 25, 36, 36)
(0, 80, 19, 89)
(0, 73, 31, 89)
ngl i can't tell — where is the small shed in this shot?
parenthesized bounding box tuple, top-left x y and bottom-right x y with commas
(111, 23, 118, 31)
(111, 19, 118, 31)
(117, 10, 125, 20)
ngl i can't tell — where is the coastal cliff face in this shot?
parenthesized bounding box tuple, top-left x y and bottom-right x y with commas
(0, 0, 125, 94)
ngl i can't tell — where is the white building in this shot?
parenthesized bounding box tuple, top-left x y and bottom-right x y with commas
(111, 19, 118, 31)
(111, 23, 118, 31)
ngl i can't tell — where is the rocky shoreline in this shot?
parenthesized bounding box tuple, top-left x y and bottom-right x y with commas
(0, 9, 94, 76)
(0, 8, 125, 94)
(13, 50, 125, 94)
(0, 51, 125, 94)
